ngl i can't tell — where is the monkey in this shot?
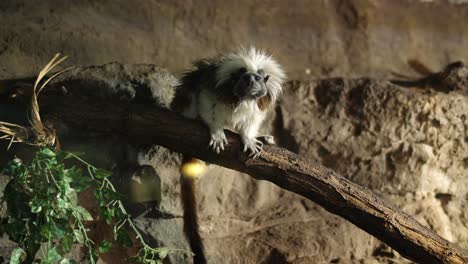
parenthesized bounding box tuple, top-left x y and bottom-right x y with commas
(171, 47, 286, 264)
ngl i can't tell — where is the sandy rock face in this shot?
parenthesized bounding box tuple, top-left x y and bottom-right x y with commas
(279, 77, 468, 250)
(2, 1, 468, 80)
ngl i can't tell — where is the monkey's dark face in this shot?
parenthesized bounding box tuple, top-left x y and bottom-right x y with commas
(232, 68, 269, 100)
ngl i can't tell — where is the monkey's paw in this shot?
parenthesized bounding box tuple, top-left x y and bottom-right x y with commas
(242, 137, 263, 159)
(257, 135, 275, 145)
(209, 131, 228, 154)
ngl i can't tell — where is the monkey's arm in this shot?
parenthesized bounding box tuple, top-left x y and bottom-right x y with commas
(239, 117, 264, 158)
(198, 93, 228, 153)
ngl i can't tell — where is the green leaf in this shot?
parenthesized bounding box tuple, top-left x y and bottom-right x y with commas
(40, 224, 52, 239)
(102, 188, 125, 202)
(30, 199, 45, 213)
(90, 249, 99, 263)
(59, 259, 78, 264)
(62, 234, 74, 252)
(158, 247, 169, 259)
(72, 175, 93, 192)
(9, 247, 25, 264)
(31, 205, 42, 213)
(50, 221, 68, 239)
(38, 148, 56, 159)
(94, 168, 111, 179)
(57, 198, 70, 209)
(44, 246, 62, 263)
(74, 206, 93, 221)
(115, 229, 133, 247)
(66, 189, 78, 207)
(100, 207, 115, 224)
(98, 239, 113, 253)
(142, 258, 156, 264)
(47, 186, 57, 195)
(95, 191, 104, 206)
(112, 208, 127, 222)
(73, 230, 84, 244)
(2, 159, 23, 176)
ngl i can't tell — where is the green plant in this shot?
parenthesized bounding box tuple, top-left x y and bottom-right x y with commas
(0, 148, 189, 264)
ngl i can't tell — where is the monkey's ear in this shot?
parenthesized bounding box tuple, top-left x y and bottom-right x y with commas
(264, 75, 270, 83)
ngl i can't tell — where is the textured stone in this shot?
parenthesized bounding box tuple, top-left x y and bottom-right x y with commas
(2, 1, 468, 80)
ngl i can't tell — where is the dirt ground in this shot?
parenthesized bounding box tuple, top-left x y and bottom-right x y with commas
(0, 1, 467, 263)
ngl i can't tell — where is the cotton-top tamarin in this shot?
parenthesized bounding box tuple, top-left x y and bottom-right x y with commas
(171, 47, 286, 264)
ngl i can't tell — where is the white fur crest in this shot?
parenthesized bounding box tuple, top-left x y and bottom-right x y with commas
(216, 47, 286, 103)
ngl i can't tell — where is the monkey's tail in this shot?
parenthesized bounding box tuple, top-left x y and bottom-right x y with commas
(180, 158, 207, 264)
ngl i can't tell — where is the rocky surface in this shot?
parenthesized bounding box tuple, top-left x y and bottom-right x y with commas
(2, 1, 468, 81)
(278, 78, 468, 261)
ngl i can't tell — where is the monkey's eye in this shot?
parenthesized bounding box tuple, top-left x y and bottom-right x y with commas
(254, 75, 261, 81)
(264, 75, 270, 83)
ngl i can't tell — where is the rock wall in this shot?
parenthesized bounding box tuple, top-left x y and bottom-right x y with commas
(278, 78, 468, 261)
(2, 0, 468, 80)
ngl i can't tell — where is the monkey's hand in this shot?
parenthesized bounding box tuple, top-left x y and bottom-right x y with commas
(209, 130, 228, 154)
(257, 135, 275, 145)
(242, 137, 263, 159)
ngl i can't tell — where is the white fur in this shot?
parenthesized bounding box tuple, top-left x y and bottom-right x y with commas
(195, 89, 265, 137)
(196, 89, 266, 156)
(182, 47, 285, 157)
(216, 47, 286, 104)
